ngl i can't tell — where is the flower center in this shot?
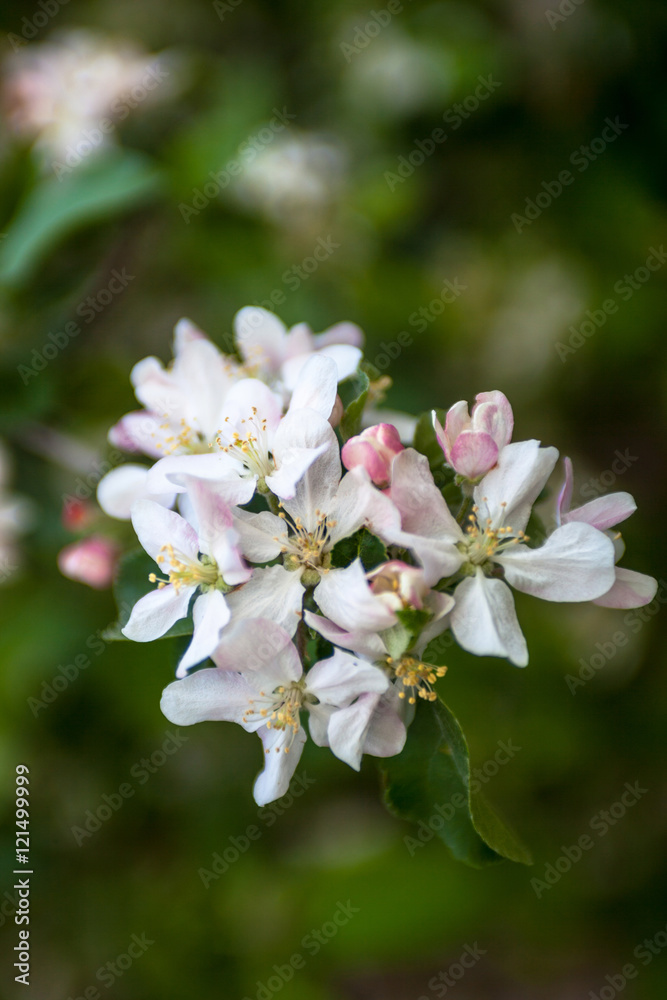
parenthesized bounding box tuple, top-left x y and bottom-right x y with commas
(276, 507, 336, 574)
(155, 417, 213, 456)
(215, 407, 274, 479)
(149, 545, 224, 592)
(461, 503, 527, 569)
(242, 681, 310, 753)
(386, 655, 447, 704)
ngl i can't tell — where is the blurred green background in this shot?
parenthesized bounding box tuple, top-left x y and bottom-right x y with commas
(0, 0, 665, 997)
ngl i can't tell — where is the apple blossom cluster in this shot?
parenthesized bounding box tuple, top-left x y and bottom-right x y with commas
(94, 306, 657, 806)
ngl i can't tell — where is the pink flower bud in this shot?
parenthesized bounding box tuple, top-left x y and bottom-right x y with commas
(367, 560, 429, 612)
(58, 536, 118, 590)
(433, 390, 513, 481)
(341, 423, 404, 488)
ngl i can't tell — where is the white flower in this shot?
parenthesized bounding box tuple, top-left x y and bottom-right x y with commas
(234, 306, 363, 394)
(160, 619, 389, 804)
(122, 479, 251, 675)
(145, 354, 340, 504)
(557, 457, 657, 609)
(374, 443, 617, 666)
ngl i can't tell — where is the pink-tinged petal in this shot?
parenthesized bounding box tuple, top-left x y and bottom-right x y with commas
(97, 465, 175, 520)
(314, 561, 395, 633)
(234, 306, 288, 371)
(341, 438, 390, 486)
(122, 584, 194, 642)
(180, 475, 233, 544)
(282, 420, 342, 532)
(306, 649, 388, 707)
(432, 411, 449, 461)
(449, 430, 499, 480)
(496, 522, 616, 602)
(225, 567, 305, 638)
(131, 499, 199, 564)
(388, 449, 462, 541)
(365, 408, 417, 442)
(287, 354, 338, 420)
(130, 356, 182, 414)
(473, 440, 559, 534)
(556, 456, 574, 525)
(593, 567, 658, 609)
(444, 400, 471, 453)
(58, 537, 117, 590)
(282, 344, 362, 392)
(473, 391, 513, 448)
(232, 508, 286, 563)
(312, 321, 364, 349)
(284, 322, 315, 358)
(564, 491, 637, 531)
(177, 590, 231, 677)
(160, 668, 255, 726)
(327, 690, 406, 770)
(173, 317, 207, 348)
(307, 704, 335, 747)
(108, 411, 164, 458)
(212, 529, 252, 586)
(451, 571, 528, 667)
(303, 611, 386, 660)
(253, 725, 306, 806)
(146, 454, 256, 507)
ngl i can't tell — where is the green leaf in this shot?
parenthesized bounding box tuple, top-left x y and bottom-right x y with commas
(338, 368, 370, 442)
(0, 150, 162, 287)
(381, 696, 532, 868)
(103, 548, 194, 641)
(330, 528, 387, 572)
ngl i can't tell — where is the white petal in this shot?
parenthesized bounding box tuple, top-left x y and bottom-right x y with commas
(281, 420, 342, 531)
(326, 690, 406, 770)
(234, 306, 288, 372)
(473, 440, 559, 533)
(160, 668, 255, 726)
(556, 456, 574, 524)
(451, 570, 528, 667)
(177, 590, 231, 677)
(496, 522, 616, 602)
(564, 492, 637, 531)
(108, 411, 164, 458)
(97, 464, 175, 520)
(226, 566, 305, 637)
(306, 649, 388, 707)
(176, 476, 232, 547)
(131, 499, 199, 564)
(314, 560, 395, 633)
(303, 610, 386, 660)
(593, 567, 658, 609)
(218, 378, 283, 439)
(388, 449, 463, 540)
(281, 344, 362, 391)
(312, 321, 364, 349)
(212, 618, 301, 689)
(146, 454, 256, 506)
(232, 508, 287, 562)
(286, 354, 338, 419)
(122, 585, 193, 642)
(268, 409, 331, 500)
(253, 725, 306, 806)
